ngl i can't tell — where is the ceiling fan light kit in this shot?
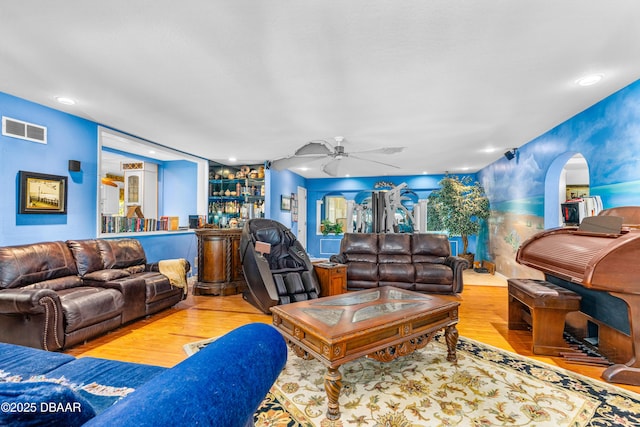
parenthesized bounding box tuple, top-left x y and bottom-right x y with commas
(270, 137, 405, 177)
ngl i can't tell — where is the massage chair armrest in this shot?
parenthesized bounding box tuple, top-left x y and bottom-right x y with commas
(0, 288, 60, 314)
(329, 253, 347, 264)
(83, 323, 287, 427)
(146, 258, 191, 274)
(444, 256, 469, 293)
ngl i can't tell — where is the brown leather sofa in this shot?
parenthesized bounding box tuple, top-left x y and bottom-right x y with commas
(0, 238, 189, 351)
(329, 233, 468, 294)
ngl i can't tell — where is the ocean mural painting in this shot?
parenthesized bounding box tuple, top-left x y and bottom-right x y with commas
(478, 79, 640, 277)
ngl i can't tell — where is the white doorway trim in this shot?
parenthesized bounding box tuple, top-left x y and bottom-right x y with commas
(297, 186, 307, 250)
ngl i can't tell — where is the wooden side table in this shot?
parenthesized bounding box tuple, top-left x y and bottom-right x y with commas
(313, 262, 347, 297)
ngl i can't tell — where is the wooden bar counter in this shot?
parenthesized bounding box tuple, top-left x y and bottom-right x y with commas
(194, 228, 246, 296)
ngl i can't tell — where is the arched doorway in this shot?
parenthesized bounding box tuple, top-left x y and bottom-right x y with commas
(544, 153, 589, 228)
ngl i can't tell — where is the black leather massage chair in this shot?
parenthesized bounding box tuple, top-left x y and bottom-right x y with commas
(239, 219, 321, 314)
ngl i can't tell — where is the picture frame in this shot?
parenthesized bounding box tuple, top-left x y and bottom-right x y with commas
(290, 193, 298, 222)
(280, 195, 291, 211)
(18, 171, 68, 214)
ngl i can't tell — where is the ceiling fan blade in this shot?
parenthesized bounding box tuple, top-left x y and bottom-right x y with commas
(295, 141, 332, 156)
(101, 177, 118, 187)
(349, 155, 401, 169)
(270, 155, 325, 171)
(322, 159, 341, 176)
(352, 146, 405, 155)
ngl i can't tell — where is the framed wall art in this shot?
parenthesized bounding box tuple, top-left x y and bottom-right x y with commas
(291, 193, 298, 222)
(280, 195, 291, 211)
(18, 171, 68, 214)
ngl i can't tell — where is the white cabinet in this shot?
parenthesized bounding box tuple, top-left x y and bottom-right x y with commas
(123, 162, 158, 219)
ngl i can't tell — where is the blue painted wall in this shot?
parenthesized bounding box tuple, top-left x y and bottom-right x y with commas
(161, 160, 198, 222)
(477, 78, 640, 276)
(1, 92, 98, 244)
(266, 168, 306, 235)
(0, 92, 199, 263)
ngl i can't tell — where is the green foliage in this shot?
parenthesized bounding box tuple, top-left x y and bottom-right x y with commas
(321, 219, 343, 235)
(427, 175, 490, 254)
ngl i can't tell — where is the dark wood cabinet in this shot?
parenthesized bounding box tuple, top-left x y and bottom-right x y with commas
(194, 228, 245, 296)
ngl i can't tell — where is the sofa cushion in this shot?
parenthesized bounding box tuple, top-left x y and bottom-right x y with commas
(142, 272, 176, 303)
(23, 275, 83, 291)
(0, 342, 75, 377)
(378, 234, 412, 264)
(412, 233, 451, 264)
(378, 234, 411, 255)
(0, 241, 78, 289)
(67, 239, 105, 276)
(0, 381, 96, 427)
(415, 263, 453, 284)
(342, 233, 378, 254)
(58, 288, 124, 333)
(83, 269, 131, 282)
(347, 262, 378, 283)
(97, 239, 147, 269)
(45, 357, 165, 414)
(379, 263, 415, 285)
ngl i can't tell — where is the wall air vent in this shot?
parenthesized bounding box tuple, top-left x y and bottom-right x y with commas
(2, 116, 47, 144)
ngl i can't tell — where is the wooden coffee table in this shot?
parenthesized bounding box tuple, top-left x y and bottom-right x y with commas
(270, 286, 459, 420)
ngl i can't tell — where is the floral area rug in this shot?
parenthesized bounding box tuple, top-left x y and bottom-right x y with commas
(186, 334, 640, 426)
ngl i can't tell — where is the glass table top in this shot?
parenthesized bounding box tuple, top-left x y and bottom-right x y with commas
(313, 289, 430, 306)
(299, 288, 433, 326)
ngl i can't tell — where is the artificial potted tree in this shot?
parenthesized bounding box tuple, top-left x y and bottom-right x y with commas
(427, 175, 490, 267)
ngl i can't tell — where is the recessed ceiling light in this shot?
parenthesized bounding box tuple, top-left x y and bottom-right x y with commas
(575, 74, 604, 87)
(55, 96, 76, 105)
(228, 157, 237, 162)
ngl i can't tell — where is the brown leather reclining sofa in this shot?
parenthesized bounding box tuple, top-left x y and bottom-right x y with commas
(0, 238, 189, 351)
(330, 233, 468, 294)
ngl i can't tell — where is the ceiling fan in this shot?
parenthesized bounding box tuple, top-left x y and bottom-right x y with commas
(269, 136, 405, 176)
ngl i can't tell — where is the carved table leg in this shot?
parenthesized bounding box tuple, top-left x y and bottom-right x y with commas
(324, 367, 343, 420)
(445, 324, 459, 362)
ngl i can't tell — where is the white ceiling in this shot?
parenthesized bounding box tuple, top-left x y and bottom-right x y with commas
(2, 1, 640, 178)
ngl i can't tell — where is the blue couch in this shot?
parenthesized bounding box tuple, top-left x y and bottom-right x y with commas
(0, 323, 286, 427)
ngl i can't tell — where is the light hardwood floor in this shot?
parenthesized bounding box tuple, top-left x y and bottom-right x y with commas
(65, 271, 640, 395)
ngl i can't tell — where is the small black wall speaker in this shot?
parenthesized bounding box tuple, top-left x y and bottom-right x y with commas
(68, 160, 81, 172)
(504, 150, 516, 161)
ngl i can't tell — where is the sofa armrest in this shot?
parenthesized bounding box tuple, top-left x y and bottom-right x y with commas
(329, 253, 347, 264)
(0, 288, 59, 314)
(444, 256, 469, 293)
(0, 288, 65, 350)
(146, 258, 191, 274)
(83, 323, 287, 427)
